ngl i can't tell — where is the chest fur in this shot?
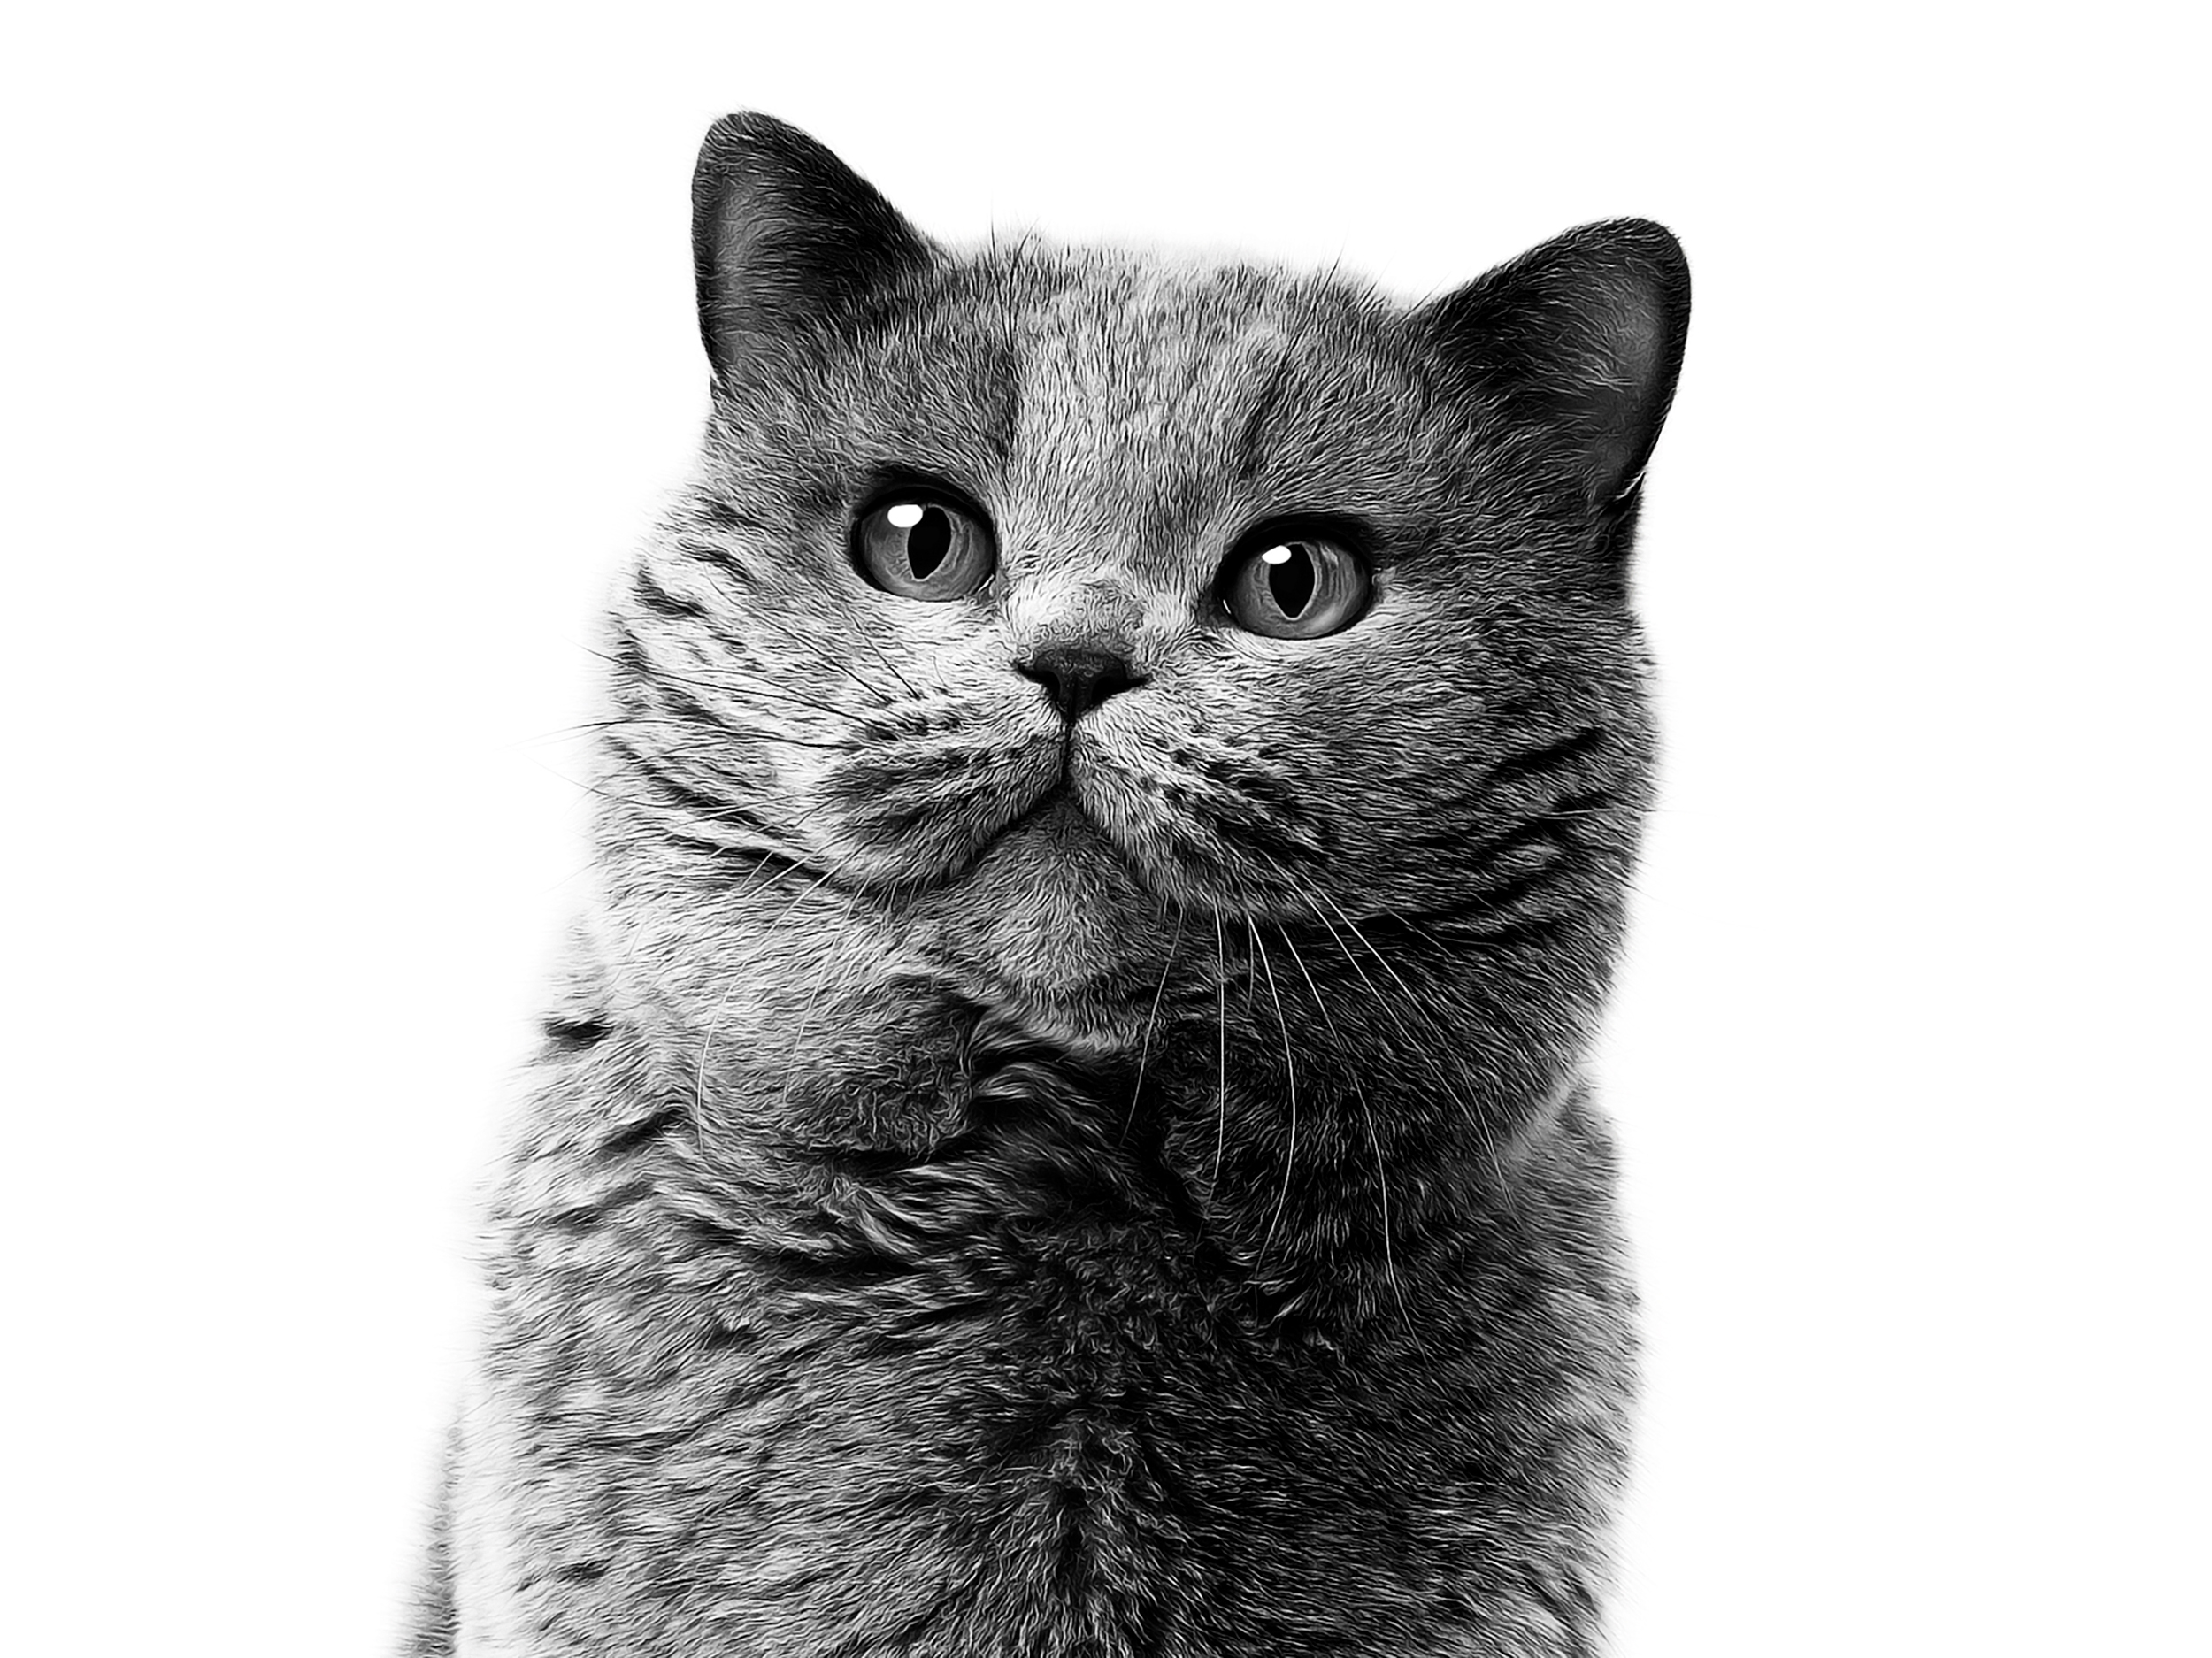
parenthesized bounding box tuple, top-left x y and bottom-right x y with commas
(456, 1045, 1628, 1656)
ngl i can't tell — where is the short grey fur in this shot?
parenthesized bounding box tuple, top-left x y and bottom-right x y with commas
(410, 112, 1689, 1657)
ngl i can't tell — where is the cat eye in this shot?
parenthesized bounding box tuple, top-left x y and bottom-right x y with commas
(853, 494, 996, 601)
(1221, 532, 1371, 639)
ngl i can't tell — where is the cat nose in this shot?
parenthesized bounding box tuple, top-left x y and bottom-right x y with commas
(1015, 647, 1147, 720)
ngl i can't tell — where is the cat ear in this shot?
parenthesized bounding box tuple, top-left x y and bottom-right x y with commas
(690, 112, 937, 388)
(1420, 219, 1690, 506)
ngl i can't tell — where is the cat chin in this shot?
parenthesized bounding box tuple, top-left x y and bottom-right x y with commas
(909, 795, 1183, 1029)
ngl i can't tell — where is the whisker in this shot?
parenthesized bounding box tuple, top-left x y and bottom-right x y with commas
(657, 663, 875, 726)
(1258, 864, 1467, 1104)
(1300, 879, 1510, 1193)
(1274, 923, 1413, 1332)
(1211, 907, 1229, 1193)
(587, 639, 868, 721)
(777, 878, 875, 1111)
(544, 763, 852, 887)
(1123, 902, 1187, 1143)
(548, 717, 859, 764)
(836, 604, 921, 699)
(721, 603, 902, 707)
(549, 761, 818, 828)
(594, 622, 897, 725)
(1247, 918, 1299, 1262)
(506, 710, 851, 753)
(695, 860, 850, 1111)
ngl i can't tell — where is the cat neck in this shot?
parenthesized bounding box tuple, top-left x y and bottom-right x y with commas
(561, 871, 1615, 1332)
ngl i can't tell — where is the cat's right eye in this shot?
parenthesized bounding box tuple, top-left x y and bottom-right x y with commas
(853, 495, 996, 601)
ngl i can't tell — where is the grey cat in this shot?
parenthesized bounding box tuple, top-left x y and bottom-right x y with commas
(411, 112, 1688, 1657)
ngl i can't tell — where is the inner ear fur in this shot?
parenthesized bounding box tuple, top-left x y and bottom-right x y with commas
(1420, 219, 1690, 507)
(691, 111, 939, 388)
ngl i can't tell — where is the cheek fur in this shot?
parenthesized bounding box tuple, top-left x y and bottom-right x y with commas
(809, 692, 1066, 885)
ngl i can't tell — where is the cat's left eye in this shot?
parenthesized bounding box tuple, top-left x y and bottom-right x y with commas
(1221, 533, 1371, 639)
(853, 495, 996, 601)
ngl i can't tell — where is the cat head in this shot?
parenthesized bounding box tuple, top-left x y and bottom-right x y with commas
(595, 113, 1686, 1035)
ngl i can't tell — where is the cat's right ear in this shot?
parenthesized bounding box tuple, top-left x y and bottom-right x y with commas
(691, 112, 937, 389)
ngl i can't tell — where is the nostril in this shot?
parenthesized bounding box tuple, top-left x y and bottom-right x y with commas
(1015, 647, 1146, 720)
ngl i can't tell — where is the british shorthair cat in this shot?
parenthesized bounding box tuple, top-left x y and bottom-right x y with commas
(411, 111, 1688, 1657)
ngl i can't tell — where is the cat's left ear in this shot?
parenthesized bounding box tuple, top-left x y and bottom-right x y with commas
(1420, 219, 1690, 507)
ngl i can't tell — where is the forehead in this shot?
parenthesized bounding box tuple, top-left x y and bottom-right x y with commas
(1007, 260, 1285, 488)
(891, 252, 1432, 580)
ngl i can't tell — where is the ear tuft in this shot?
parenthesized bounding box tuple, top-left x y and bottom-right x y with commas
(1421, 219, 1690, 505)
(690, 112, 937, 388)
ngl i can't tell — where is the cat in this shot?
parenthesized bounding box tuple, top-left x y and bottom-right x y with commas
(408, 111, 1689, 1657)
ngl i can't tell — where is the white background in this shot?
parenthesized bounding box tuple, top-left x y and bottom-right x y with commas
(4, 5, 2205, 1654)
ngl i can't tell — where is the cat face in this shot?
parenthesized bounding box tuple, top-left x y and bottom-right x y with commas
(601, 117, 1686, 1010)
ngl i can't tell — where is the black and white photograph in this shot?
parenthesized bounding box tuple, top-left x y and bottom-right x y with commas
(4, 6, 2204, 1654)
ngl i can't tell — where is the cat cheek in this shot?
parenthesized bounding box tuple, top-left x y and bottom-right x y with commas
(813, 706, 1068, 884)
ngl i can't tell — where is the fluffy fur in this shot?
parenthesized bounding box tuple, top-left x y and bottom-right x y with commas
(411, 113, 1688, 1657)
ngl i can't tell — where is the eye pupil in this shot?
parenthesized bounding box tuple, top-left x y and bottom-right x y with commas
(856, 493, 996, 601)
(1221, 529, 1369, 638)
(1267, 544, 1316, 618)
(906, 506, 949, 580)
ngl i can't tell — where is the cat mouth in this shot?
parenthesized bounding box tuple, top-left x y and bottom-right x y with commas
(987, 775, 1109, 850)
(997, 771, 1071, 827)
(949, 758, 1156, 892)
(833, 731, 1248, 908)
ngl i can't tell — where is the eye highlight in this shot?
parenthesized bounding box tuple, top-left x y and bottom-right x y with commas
(854, 493, 995, 600)
(1222, 532, 1371, 639)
